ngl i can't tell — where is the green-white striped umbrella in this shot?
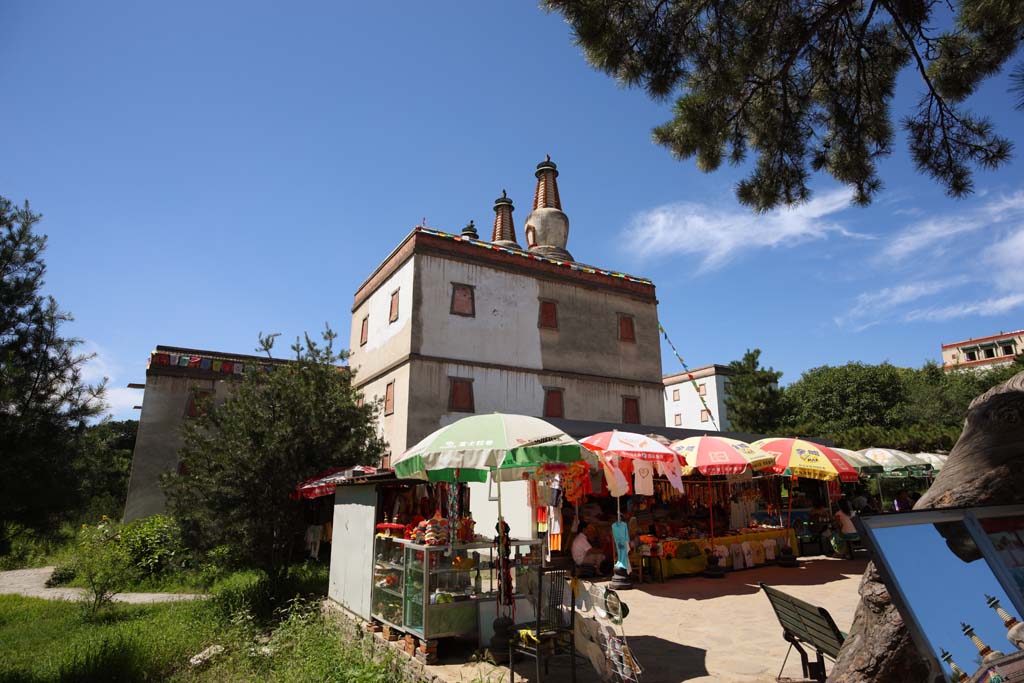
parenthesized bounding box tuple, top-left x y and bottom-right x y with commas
(859, 447, 933, 473)
(392, 413, 583, 483)
(833, 448, 885, 475)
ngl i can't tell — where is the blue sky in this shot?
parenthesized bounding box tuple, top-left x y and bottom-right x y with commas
(2, 2, 1022, 420)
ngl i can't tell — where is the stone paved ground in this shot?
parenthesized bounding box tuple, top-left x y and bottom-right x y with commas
(0, 566, 205, 603)
(433, 555, 868, 683)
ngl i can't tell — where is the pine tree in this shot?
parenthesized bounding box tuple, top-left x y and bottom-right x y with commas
(545, 0, 1021, 210)
(723, 349, 785, 433)
(0, 197, 106, 551)
(162, 327, 384, 575)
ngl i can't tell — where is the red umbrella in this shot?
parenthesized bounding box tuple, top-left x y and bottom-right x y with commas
(291, 465, 377, 500)
(580, 430, 676, 462)
(581, 430, 675, 521)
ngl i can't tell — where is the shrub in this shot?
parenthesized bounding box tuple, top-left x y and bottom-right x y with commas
(118, 515, 184, 577)
(74, 519, 132, 617)
(46, 562, 78, 587)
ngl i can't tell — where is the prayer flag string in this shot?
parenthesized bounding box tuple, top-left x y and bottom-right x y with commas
(658, 323, 720, 431)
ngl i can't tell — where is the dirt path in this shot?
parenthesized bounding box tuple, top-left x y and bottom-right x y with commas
(0, 566, 205, 603)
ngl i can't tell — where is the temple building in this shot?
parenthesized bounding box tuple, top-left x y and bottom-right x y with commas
(348, 156, 665, 468)
(122, 346, 288, 521)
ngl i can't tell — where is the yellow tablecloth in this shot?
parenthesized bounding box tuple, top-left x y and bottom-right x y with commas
(632, 528, 798, 578)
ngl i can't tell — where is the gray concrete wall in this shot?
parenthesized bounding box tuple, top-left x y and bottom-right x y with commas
(406, 358, 663, 447)
(122, 372, 236, 521)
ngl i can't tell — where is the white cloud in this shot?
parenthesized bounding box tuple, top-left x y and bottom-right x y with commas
(79, 341, 142, 420)
(983, 227, 1024, 293)
(881, 190, 1024, 262)
(904, 293, 1024, 322)
(835, 277, 969, 329)
(104, 386, 142, 416)
(624, 187, 868, 271)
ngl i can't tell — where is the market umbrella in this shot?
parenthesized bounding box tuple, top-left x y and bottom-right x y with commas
(832, 448, 884, 475)
(580, 430, 676, 510)
(581, 431, 676, 582)
(393, 413, 584, 616)
(915, 452, 948, 472)
(858, 447, 933, 473)
(751, 437, 860, 530)
(393, 413, 583, 482)
(669, 436, 775, 547)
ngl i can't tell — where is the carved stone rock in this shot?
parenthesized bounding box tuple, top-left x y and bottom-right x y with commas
(828, 371, 1024, 682)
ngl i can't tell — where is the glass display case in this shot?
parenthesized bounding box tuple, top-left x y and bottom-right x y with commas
(371, 535, 406, 628)
(402, 539, 541, 639)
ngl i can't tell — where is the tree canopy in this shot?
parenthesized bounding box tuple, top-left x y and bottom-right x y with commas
(545, 0, 1023, 210)
(0, 197, 106, 548)
(722, 349, 785, 433)
(720, 348, 1024, 450)
(162, 328, 384, 575)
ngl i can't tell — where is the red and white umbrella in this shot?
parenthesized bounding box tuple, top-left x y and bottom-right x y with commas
(291, 465, 378, 500)
(580, 430, 677, 462)
(669, 436, 775, 476)
(668, 436, 774, 546)
(581, 431, 676, 527)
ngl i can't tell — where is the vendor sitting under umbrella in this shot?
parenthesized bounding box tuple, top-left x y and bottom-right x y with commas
(572, 524, 612, 577)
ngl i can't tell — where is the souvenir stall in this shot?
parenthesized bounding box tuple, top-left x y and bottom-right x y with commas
(385, 413, 585, 662)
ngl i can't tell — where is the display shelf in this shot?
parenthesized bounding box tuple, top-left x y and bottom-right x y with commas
(376, 586, 403, 599)
(375, 561, 404, 571)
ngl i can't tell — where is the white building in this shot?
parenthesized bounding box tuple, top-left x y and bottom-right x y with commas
(347, 157, 665, 538)
(663, 364, 732, 431)
(941, 329, 1023, 372)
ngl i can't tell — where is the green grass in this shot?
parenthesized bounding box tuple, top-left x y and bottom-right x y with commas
(0, 569, 403, 683)
(0, 595, 218, 682)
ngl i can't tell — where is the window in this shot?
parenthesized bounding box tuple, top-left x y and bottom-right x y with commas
(538, 300, 558, 329)
(723, 381, 733, 394)
(618, 314, 636, 342)
(700, 409, 710, 423)
(389, 290, 400, 323)
(622, 396, 640, 424)
(186, 389, 213, 418)
(384, 381, 395, 415)
(1004, 345, 1015, 356)
(671, 388, 680, 401)
(380, 452, 392, 469)
(448, 378, 475, 413)
(673, 413, 682, 426)
(543, 388, 564, 418)
(985, 347, 996, 359)
(966, 350, 978, 361)
(698, 383, 707, 396)
(360, 316, 368, 346)
(450, 283, 475, 317)
(356, 396, 364, 408)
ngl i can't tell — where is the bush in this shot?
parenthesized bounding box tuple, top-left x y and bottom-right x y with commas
(46, 562, 78, 587)
(119, 515, 184, 577)
(74, 519, 133, 617)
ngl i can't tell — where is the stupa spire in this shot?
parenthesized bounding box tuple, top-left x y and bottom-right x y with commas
(962, 622, 1005, 663)
(491, 190, 519, 248)
(987, 594, 1020, 628)
(940, 649, 970, 682)
(986, 594, 1024, 650)
(533, 154, 561, 210)
(523, 155, 573, 262)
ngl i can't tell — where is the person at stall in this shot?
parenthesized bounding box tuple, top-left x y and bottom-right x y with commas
(572, 524, 611, 577)
(830, 498, 859, 556)
(894, 488, 913, 512)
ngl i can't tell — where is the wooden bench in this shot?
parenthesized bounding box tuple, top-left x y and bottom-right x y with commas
(760, 583, 846, 682)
